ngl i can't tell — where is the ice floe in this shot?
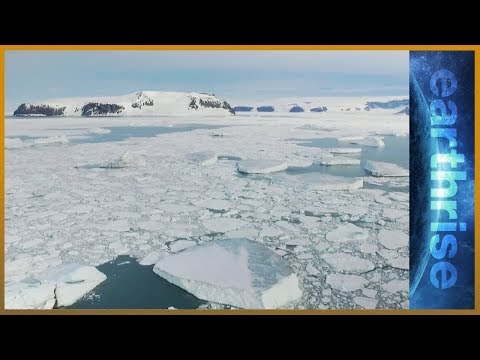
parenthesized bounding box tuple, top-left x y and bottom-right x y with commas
(196, 199, 230, 211)
(169, 240, 197, 253)
(326, 273, 367, 291)
(153, 238, 302, 308)
(34, 135, 69, 145)
(100, 151, 146, 168)
(202, 218, 246, 233)
(326, 223, 369, 243)
(186, 151, 217, 165)
(347, 136, 385, 147)
(364, 160, 409, 177)
(319, 156, 361, 166)
(237, 159, 288, 174)
(329, 148, 362, 154)
(88, 128, 111, 134)
(5, 138, 25, 149)
(321, 253, 375, 273)
(275, 172, 363, 191)
(378, 229, 408, 250)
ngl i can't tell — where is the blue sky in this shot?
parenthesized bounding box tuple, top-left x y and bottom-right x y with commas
(5, 51, 408, 112)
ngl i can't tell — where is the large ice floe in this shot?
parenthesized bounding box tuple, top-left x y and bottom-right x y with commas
(237, 159, 288, 174)
(275, 172, 363, 190)
(153, 238, 302, 309)
(364, 160, 409, 177)
(186, 151, 217, 166)
(5, 138, 25, 149)
(319, 156, 361, 166)
(5, 264, 106, 309)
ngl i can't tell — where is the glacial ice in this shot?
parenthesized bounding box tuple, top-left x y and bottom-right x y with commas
(237, 159, 288, 174)
(153, 238, 302, 309)
(186, 151, 217, 165)
(364, 160, 409, 177)
(319, 156, 361, 166)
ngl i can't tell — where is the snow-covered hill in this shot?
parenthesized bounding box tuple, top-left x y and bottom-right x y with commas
(13, 91, 236, 117)
(233, 96, 409, 114)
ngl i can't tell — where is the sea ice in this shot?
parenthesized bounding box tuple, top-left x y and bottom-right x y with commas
(321, 253, 375, 273)
(186, 151, 217, 165)
(139, 251, 165, 266)
(364, 160, 409, 177)
(5, 138, 25, 149)
(237, 159, 288, 174)
(43, 264, 107, 307)
(202, 218, 246, 233)
(337, 136, 364, 142)
(88, 128, 111, 134)
(169, 240, 197, 253)
(153, 238, 302, 309)
(100, 151, 146, 168)
(196, 199, 230, 211)
(326, 273, 367, 292)
(34, 135, 69, 145)
(319, 156, 361, 166)
(326, 223, 369, 243)
(329, 148, 362, 154)
(348, 136, 385, 147)
(378, 229, 408, 250)
(381, 279, 408, 294)
(354, 296, 378, 309)
(259, 226, 284, 238)
(5, 280, 56, 309)
(275, 172, 363, 191)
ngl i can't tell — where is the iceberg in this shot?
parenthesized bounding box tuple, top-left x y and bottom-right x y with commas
(364, 160, 409, 177)
(237, 159, 288, 174)
(153, 238, 302, 309)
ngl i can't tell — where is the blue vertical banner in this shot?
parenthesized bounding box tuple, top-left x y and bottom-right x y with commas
(409, 51, 475, 309)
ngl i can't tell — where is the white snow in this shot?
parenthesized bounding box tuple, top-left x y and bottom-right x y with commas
(186, 151, 217, 166)
(100, 151, 146, 168)
(153, 238, 302, 309)
(202, 218, 246, 233)
(378, 229, 408, 250)
(329, 148, 362, 154)
(237, 159, 288, 174)
(364, 160, 409, 177)
(5, 138, 25, 149)
(319, 156, 360, 166)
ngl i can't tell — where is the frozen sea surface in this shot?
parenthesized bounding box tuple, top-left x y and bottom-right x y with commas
(6, 113, 409, 309)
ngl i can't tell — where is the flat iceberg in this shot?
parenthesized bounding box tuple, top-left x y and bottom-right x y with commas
(5, 138, 25, 149)
(43, 264, 107, 307)
(364, 160, 409, 177)
(319, 156, 361, 166)
(100, 151, 146, 168)
(237, 159, 288, 174)
(329, 148, 362, 154)
(153, 238, 302, 309)
(186, 151, 217, 165)
(275, 172, 363, 191)
(5, 264, 106, 309)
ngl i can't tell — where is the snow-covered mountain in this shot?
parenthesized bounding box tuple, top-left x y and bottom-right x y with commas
(13, 91, 236, 117)
(233, 96, 409, 114)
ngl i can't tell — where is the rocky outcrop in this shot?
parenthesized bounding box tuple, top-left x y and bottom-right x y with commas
(131, 92, 154, 109)
(257, 106, 274, 112)
(310, 106, 327, 112)
(233, 106, 254, 112)
(289, 106, 304, 113)
(81, 103, 125, 116)
(13, 104, 66, 116)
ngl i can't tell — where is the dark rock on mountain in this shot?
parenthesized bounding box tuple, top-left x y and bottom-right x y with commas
(131, 92, 154, 109)
(233, 106, 254, 112)
(290, 106, 304, 113)
(13, 104, 66, 116)
(257, 106, 275, 112)
(81, 103, 125, 116)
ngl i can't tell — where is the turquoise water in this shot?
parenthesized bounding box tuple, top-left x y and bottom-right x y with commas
(63, 256, 206, 309)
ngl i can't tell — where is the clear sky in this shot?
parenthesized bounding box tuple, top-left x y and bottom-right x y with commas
(5, 50, 408, 113)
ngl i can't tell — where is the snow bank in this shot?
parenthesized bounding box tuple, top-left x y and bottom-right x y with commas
(364, 160, 409, 177)
(237, 159, 288, 174)
(153, 238, 302, 309)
